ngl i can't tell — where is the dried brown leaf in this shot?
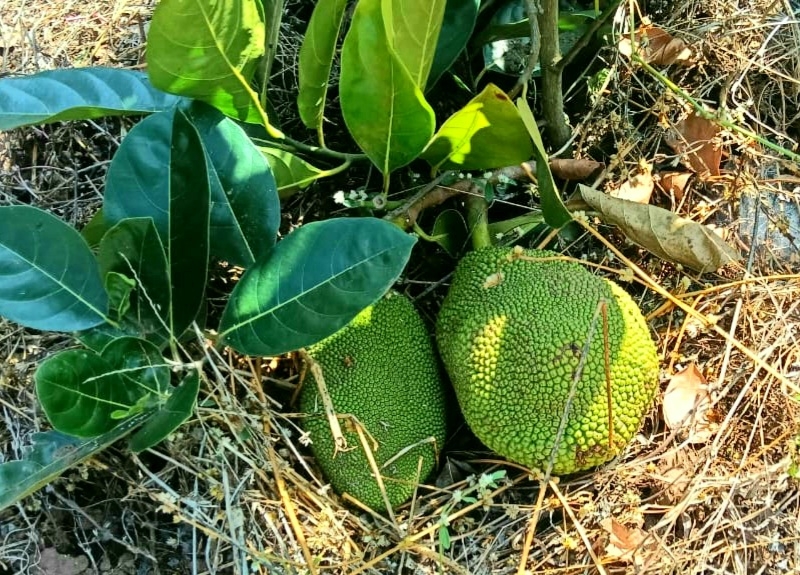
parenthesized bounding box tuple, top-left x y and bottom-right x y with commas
(663, 363, 714, 443)
(609, 160, 654, 203)
(658, 171, 693, 202)
(579, 185, 741, 273)
(665, 113, 722, 178)
(618, 25, 693, 66)
(549, 158, 604, 180)
(599, 517, 651, 566)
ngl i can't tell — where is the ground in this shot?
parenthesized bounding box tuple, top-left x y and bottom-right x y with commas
(1, 0, 799, 574)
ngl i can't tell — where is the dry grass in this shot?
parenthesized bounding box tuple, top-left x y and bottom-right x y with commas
(1, 0, 800, 573)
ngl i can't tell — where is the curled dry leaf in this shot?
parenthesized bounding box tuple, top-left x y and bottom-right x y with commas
(658, 171, 693, 202)
(618, 25, 693, 66)
(663, 363, 715, 444)
(579, 185, 741, 274)
(598, 517, 654, 566)
(665, 113, 722, 178)
(549, 158, 604, 180)
(609, 160, 654, 204)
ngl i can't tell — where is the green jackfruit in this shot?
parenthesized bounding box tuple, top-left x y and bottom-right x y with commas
(436, 247, 659, 475)
(300, 292, 447, 511)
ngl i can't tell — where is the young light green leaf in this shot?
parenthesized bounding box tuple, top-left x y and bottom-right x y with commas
(128, 371, 201, 452)
(105, 272, 136, 319)
(340, 0, 435, 175)
(382, 0, 447, 88)
(427, 0, 481, 90)
(146, 0, 272, 129)
(516, 96, 572, 228)
(104, 108, 210, 339)
(260, 146, 324, 199)
(0, 205, 108, 331)
(184, 101, 280, 267)
(0, 415, 152, 512)
(219, 218, 416, 356)
(0, 68, 183, 131)
(297, 0, 349, 137)
(422, 84, 533, 171)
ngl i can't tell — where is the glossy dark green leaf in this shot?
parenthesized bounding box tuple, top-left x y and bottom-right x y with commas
(297, 0, 349, 136)
(382, 0, 447, 87)
(80, 209, 107, 249)
(100, 337, 170, 397)
(340, 0, 435, 174)
(184, 101, 280, 267)
(146, 0, 271, 127)
(422, 84, 533, 171)
(105, 272, 136, 319)
(0, 415, 152, 511)
(431, 208, 469, 257)
(260, 147, 324, 199)
(0, 68, 183, 131)
(35, 349, 143, 437)
(0, 205, 108, 331)
(427, 0, 480, 89)
(129, 371, 200, 452)
(516, 97, 571, 228)
(219, 218, 416, 356)
(104, 108, 210, 338)
(95, 218, 171, 348)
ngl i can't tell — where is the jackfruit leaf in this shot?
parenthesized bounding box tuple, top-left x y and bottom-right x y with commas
(599, 517, 654, 565)
(0, 68, 183, 131)
(80, 209, 108, 249)
(427, 0, 480, 90)
(618, 25, 692, 67)
(89, 218, 171, 351)
(297, 0, 349, 134)
(516, 97, 572, 228)
(549, 158, 604, 181)
(184, 101, 280, 267)
(104, 108, 210, 338)
(105, 272, 136, 319)
(382, 0, 447, 88)
(340, 0, 435, 174)
(129, 371, 200, 452)
(422, 84, 533, 171)
(609, 161, 654, 204)
(579, 185, 741, 273)
(431, 208, 469, 257)
(664, 113, 721, 178)
(662, 363, 714, 443)
(0, 205, 108, 332)
(35, 340, 164, 438)
(219, 217, 416, 356)
(260, 147, 325, 199)
(0, 415, 152, 512)
(146, 0, 270, 128)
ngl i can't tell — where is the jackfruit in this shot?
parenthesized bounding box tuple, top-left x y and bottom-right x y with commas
(300, 292, 447, 511)
(436, 247, 659, 475)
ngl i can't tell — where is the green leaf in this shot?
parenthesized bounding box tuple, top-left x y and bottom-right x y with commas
(35, 349, 143, 437)
(146, 0, 271, 128)
(382, 0, 447, 88)
(340, 0, 435, 174)
(297, 0, 349, 136)
(81, 209, 108, 249)
(105, 272, 136, 319)
(100, 337, 171, 397)
(0, 68, 183, 131)
(260, 147, 324, 199)
(129, 371, 201, 452)
(422, 83, 534, 171)
(219, 218, 416, 356)
(0, 205, 108, 331)
(427, 0, 480, 89)
(516, 97, 571, 228)
(431, 209, 468, 257)
(104, 108, 210, 339)
(0, 415, 152, 512)
(184, 101, 280, 267)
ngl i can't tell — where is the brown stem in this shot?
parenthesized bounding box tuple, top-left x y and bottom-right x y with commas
(537, 0, 572, 152)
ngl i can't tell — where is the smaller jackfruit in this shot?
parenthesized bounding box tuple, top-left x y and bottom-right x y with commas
(300, 292, 447, 511)
(436, 247, 660, 475)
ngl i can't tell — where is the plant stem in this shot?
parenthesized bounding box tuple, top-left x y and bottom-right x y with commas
(508, 0, 541, 100)
(466, 193, 492, 250)
(537, 0, 572, 152)
(257, 0, 285, 109)
(266, 136, 369, 163)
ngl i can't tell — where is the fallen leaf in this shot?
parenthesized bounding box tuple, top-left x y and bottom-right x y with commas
(549, 158, 604, 180)
(658, 171, 693, 202)
(619, 25, 693, 66)
(610, 160, 654, 203)
(599, 517, 652, 566)
(665, 113, 722, 178)
(663, 363, 715, 443)
(579, 185, 741, 273)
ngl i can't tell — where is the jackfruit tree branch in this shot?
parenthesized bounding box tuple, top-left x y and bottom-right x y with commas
(466, 194, 492, 251)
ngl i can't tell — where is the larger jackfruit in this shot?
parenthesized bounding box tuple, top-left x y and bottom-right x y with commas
(436, 247, 659, 475)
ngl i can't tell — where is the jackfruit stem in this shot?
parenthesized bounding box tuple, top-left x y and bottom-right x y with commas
(466, 194, 493, 250)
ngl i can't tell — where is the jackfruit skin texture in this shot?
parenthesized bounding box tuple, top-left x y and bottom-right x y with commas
(436, 247, 659, 475)
(300, 292, 447, 511)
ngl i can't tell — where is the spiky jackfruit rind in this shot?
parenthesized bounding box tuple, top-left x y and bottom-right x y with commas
(436, 247, 659, 475)
(300, 292, 447, 511)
